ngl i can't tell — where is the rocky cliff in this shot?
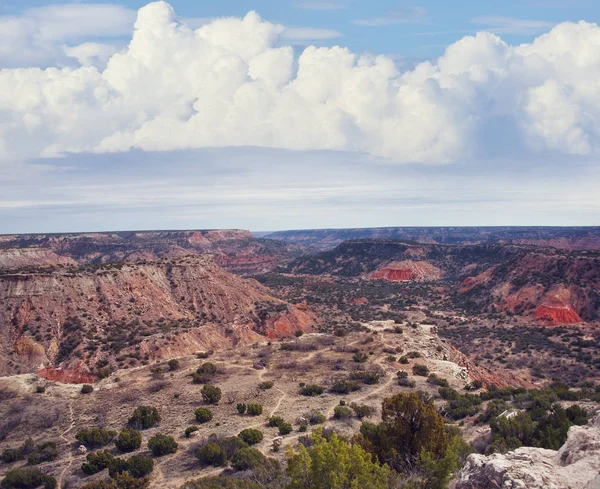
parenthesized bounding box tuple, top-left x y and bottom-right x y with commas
(0, 256, 315, 380)
(0, 229, 301, 274)
(457, 414, 600, 489)
(286, 240, 600, 324)
(266, 226, 600, 251)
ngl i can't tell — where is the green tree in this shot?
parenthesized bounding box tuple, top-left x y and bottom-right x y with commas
(1, 467, 56, 489)
(195, 408, 213, 424)
(147, 434, 178, 456)
(76, 428, 117, 449)
(285, 429, 392, 489)
(196, 443, 227, 467)
(201, 385, 222, 405)
(128, 406, 161, 430)
(115, 429, 142, 453)
(238, 429, 264, 446)
(231, 448, 267, 471)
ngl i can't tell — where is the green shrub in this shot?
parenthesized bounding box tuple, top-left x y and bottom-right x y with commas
(216, 437, 248, 458)
(147, 434, 177, 456)
(128, 406, 161, 430)
(350, 403, 375, 419)
(0, 467, 56, 489)
(81, 384, 94, 394)
(299, 384, 325, 396)
(197, 363, 218, 375)
(308, 411, 326, 425)
(246, 403, 263, 416)
(201, 385, 222, 405)
(115, 429, 142, 453)
(196, 443, 227, 467)
(333, 406, 353, 419)
(76, 428, 117, 448)
(399, 356, 409, 364)
(27, 442, 58, 465)
(258, 381, 274, 390)
(427, 374, 449, 388)
(268, 416, 285, 428)
(412, 364, 430, 377)
(180, 478, 260, 489)
(185, 426, 199, 438)
(195, 408, 213, 424)
(329, 380, 360, 394)
(238, 429, 264, 446)
(168, 359, 180, 371)
(125, 454, 154, 478)
(35, 385, 45, 394)
(230, 448, 267, 471)
(278, 423, 293, 436)
(1, 449, 23, 464)
(236, 403, 247, 414)
(82, 450, 115, 475)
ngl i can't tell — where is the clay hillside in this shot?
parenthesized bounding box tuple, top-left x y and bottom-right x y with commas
(0, 256, 314, 381)
(0, 230, 303, 275)
(266, 226, 600, 251)
(285, 240, 600, 324)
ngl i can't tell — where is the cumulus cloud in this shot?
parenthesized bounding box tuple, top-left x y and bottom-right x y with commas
(0, 4, 136, 67)
(1, 1, 600, 165)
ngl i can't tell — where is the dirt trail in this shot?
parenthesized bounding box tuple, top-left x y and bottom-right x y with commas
(57, 399, 76, 489)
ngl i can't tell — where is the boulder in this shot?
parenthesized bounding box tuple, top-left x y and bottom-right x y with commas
(457, 415, 600, 489)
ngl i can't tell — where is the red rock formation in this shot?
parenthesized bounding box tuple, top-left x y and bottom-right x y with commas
(535, 305, 582, 325)
(368, 260, 442, 282)
(350, 297, 369, 305)
(37, 366, 96, 384)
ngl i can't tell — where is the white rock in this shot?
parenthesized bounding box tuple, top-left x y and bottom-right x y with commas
(457, 415, 600, 489)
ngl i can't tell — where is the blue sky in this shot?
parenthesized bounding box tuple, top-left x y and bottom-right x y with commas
(3, 0, 598, 62)
(0, 0, 599, 233)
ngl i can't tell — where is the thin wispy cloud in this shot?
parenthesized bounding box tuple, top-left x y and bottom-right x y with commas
(294, 1, 346, 10)
(282, 27, 342, 41)
(353, 6, 428, 27)
(471, 16, 555, 35)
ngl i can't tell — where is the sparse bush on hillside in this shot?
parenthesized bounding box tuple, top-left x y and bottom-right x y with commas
(82, 450, 115, 475)
(299, 384, 325, 397)
(350, 403, 376, 419)
(201, 385, 222, 405)
(238, 429, 263, 446)
(412, 364, 430, 377)
(236, 403, 247, 414)
(333, 406, 353, 420)
(329, 380, 361, 394)
(167, 359, 180, 371)
(76, 428, 117, 449)
(246, 403, 263, 416)
(26, 442, 58, 465)
(230, 448, 267, 471)
(196, 443, 227, 467)
(185, 426, 199, 438)
(115, 429, 142, 453)
(148, 434, 177, 457)
(195, 408, 213, 424)
(279, 423, 293, 436)
(81, 384, 94, 394)
(0, 467, 56, 489)
(258, 381, 274, 390)
(128, 406, 161, 430)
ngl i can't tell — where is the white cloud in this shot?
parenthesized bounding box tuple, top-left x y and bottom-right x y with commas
(1, 1, 600, 166)
(471, 16, 555, 35)
(0, 3, 136, 67)
(282, 27, 342, 41)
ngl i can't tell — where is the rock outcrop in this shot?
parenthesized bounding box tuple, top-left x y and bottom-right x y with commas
(0, 256, 315, 379)
(368, 260, 442, 282)
(457, 415, 600, 489)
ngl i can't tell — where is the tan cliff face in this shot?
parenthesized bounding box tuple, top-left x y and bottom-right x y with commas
(0, 256, 315, 381)
(0, 229, 301, 275)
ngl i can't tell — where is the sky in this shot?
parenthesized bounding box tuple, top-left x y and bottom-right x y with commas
(0, 0, 599, 233)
